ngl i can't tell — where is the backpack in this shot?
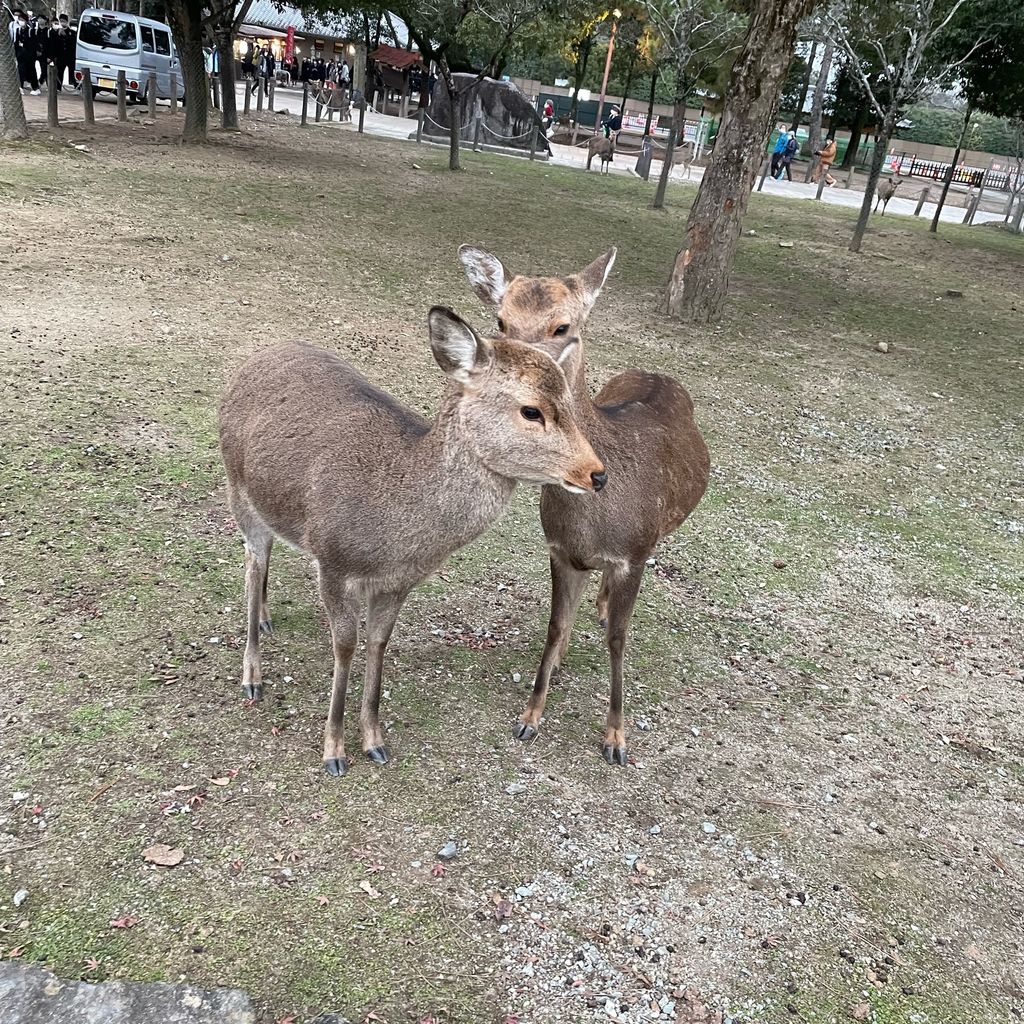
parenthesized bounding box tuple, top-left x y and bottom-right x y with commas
(785, 137, 799, 157)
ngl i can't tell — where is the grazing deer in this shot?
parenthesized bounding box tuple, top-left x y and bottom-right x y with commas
(874, 176, 903, 214)
(587, 132, 616, 173)
(458, 246, 710, 765)
(219, 309, 605, 777)
(677, 140, 695, 181)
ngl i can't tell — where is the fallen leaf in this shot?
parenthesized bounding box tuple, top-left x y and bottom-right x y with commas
(6, 946, 25, 959)
(964, 943, 984, 962)
(209, 777, 231, 786)
(359, 879, 381, 900)
(275, 1016, 297, 1024)
(143, 843, 184, 868)
(850, 1003, 871, 1021)
(110, 916, 139, 930)
(367, 862, 384, 874)
(172, 784, 196, 793)
(316, 895, 330, 907)
(430, 863, 446, 878)
(83, 957, 101, 971)
(493, 898, 513, 922)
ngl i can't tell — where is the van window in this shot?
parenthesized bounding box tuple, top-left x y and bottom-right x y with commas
(79, 13, 138, 51)
(153, 29, 171, 56)
(140, 25, 154, 52)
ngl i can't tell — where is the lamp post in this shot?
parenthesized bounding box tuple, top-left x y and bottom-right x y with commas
(593, 8, 621, 135)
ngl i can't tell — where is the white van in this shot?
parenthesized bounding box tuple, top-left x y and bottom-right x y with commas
(75, 8, 185, 103)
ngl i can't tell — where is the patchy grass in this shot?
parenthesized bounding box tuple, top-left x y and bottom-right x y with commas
(1, 115, 1022, 1024)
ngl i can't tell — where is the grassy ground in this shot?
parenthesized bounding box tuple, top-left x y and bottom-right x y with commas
(1, 113, 1022, 1024)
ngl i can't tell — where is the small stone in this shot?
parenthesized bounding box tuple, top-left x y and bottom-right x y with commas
(13, 889, 28, 907)
(505, 783, 528, 796)
(778, 240, 795, 248)
(773, 558, 788, 569)
(745, 229, 757, 236)
(945, 289, 963, 298)
(876, 341, 889, 353)
(12, 792, 30, 802)
(701, 821, 717, 834)
(437, 840, 458, 861)
(511, 672, 522, 683)
(412, 163, 422, 170)
(220, 254, 231, 262)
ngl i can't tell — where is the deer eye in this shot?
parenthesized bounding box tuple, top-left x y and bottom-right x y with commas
(520, 406, 544, 423)
(553, 324, 571, 336)
(496, 317, 506, 333)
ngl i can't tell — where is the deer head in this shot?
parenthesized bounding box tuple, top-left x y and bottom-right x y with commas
(428, 307, 606, 493)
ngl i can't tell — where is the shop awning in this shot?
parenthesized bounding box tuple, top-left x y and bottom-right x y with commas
(368, 45, 421, 69)
(238, 23, 288, 38)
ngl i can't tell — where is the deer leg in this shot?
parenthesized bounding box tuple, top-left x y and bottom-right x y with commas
(601, 563, 645, 767)
(360, 587, 410, 765)
(240, 528, 272, 701)
(517, 557, 589, 742)
(595, 570, 611, 627)
(259, 541, 273, 634)
(319, 571, 358, 777)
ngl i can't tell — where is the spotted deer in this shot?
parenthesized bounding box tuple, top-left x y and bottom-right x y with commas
(459, 246, 710, 765)
(587, 132, 616, 173)
(874, 176, 903, 214)
(218, 308, 605, 777)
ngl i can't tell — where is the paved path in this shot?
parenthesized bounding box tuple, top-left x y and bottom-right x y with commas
(21, 86, 1013, 230)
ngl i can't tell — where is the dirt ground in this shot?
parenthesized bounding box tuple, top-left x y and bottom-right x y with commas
(1, 112, 1022, 1024)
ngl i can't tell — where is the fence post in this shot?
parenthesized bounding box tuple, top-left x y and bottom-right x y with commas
(914, 186, 930, 217)
(358, 98, 365, 133)
(372, 89, 380, 114)
(244, 78, 251, 115)
(315, 92, 322, 121)
(81, 68, 95, 124)
(169, 71, 177, 114)
(529, 123, 538, 161)
(416, 106, 424, 143)
(964, 159, 994, 225)
(47, 65, 58, 127)
(814, 170, 827, 200)
(268, 76, 275, 113)
(845, 162, 856, 189)
(116, 70, 127, 122)
(147, 71, 157, 118)
(962, 191, 980, 225)
(211, 74, 220, 110)
(301, 83, 308, 126)
(757, 154, 770, 191)
(256, 78, 264, 111)
(472, 99, 482, 152)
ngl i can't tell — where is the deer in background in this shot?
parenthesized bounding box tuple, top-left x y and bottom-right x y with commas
(875, 176, 903, 214)
(219, 309, 605, 777)
(587, 132, 616, 173)
(459, 245, 710, 765)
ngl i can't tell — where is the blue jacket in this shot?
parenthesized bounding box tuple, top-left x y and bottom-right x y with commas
(773, 133, 789, 154)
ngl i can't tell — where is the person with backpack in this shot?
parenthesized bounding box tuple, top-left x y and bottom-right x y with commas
(773, 130, 799, 180)
(769, 128, 789, 177)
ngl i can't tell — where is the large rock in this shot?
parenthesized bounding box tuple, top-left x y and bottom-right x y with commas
(422, 74, 544, 151)
(0, 962, 255, 1024)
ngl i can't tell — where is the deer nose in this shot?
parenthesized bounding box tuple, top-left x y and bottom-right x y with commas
(591, 469, 608, 492)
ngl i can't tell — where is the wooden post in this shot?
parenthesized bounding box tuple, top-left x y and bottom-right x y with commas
(147, 71, 157, 118)
(210, 74, 220, 110)
(301, 84, 308, 126)
(965, 160, 994, 225)
(315, 93, 322, 121)
(47, 65, 59, 127)
(814, 170, 828, 200)
(416, 106, 424, 143)
(116, 70, 127, 122)
(81, 68, 95, 124)
(757, 154, 770, 191)
(268, 76, 275, 113)
(327, 94, 334, 121)
(244, 78, 251, 115)
(962, 191, 980, 225)
(372, 89, 380, 113)
(358, 99, 365, 133)
(914, 186, 930, 216)
(529, 123, 538, 161)
(845, 162, 856, 189)
(399, 93, 407, 119)
(472, 106, 482, 152)
(169, 72, 177, 114)
(256, 79, 264, 111)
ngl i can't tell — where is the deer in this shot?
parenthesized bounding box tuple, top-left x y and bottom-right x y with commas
(458, 245, 710, 766)
(874, 176, 903, 214)
(587, 132, 616, 173)
(218, 308, 606, 777)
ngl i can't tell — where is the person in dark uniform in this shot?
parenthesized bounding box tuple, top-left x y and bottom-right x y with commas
(12, 9, 41, 94)
(257, 45, 275, 97)
(58, 13, 75, 88)
(601, 105, 622, 138)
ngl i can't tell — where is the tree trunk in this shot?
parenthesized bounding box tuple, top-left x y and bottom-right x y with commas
(790, 38, 816, 132)
(928, 102, 972, 233)
(652, 78, 686, 210)
(438, 58, 460, 171)
(0, 7, 28, 140)
(216, 29, 239, 130)
(166, 0, 208, 143)
(620, 47, 637, 110)
(665, 0, 816, 323)
(643, 67, 658, 136)
(842, 106, 866, 168)
(1012, 196, 1024, 233)
(849, 116, 894, 253)
(569, 35, 592, 124)
(803, 36, 833, 177)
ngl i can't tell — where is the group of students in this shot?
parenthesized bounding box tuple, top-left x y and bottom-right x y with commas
(7, 7, 76, 95)
(770, 127, 838, 185)
(238, 40, 355, 97)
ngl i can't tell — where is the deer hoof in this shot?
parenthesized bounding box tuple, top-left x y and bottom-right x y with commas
(259, 618, 273, 635)
(601, 743, 628, 767)
(242, 682, 263, 701)
(515, 722, 538, 742)
(365, 745, 391, 766)
(323, 757, 349, 777)
(597, 616, 608, 629)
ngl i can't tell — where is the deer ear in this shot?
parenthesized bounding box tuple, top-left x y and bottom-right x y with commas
(428, 306, 491, 382)
(458, 245, 509, 307)
(575, 247, 617, 312)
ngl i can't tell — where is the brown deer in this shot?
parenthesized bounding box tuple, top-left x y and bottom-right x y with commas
(218, 308, 605, 777)
(587, 132, 616, 173)
(874, 176, 903, 214)
(458, 246, 710, 765)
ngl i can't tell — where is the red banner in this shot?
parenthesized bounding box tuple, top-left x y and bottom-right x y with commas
(285, 26, 295, 63)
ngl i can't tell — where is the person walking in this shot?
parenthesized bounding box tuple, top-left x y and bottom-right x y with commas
(773, 129, 799, 180)
(58, 13, 74, 88)
(768, 128, 788, 178)
(258, 45, 275, 97)
(12, 9, 41, 94)
(43, 14, 65, 89)
(811, 136, 837, 186)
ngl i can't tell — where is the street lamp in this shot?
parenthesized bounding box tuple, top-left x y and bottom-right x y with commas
(593, 8, 621, 135)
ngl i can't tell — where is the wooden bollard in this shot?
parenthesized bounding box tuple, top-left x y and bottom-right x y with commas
(244, 78, 251, 114)
(372, 89, 380, 113)
(81, 68, 95, 124)
(472, 114, 481, 152)
(358, 99, 365, 133)
(268, 77, 275, 112)
(210, 74, 220, 110)
(315, 95, 322, 121)
(416, 106, 424, 143)
(914, 187, 930, 216)
(147, 71, 157, 118)
(845, 162, 856, 189)
(814, 170, 828, 200)
(116, 70, 127, 122)
(47, 65, 58, 127)
(962, 191, 980, 225)
(757, 154, 770, 191)
(256, 79, 264, 111)
(300, 84, 308, 126)
(169, 72, 177, 114)
(529, 124, 538, 161)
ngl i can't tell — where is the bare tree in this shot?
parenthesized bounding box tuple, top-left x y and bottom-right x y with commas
(803, 31, 834, 175)
(825, 0, 983, 251)
(1, 5, 28, 140)
(206, 0, 255, 131)
(165, 0, 209, 143)
(663, 0, 815, 323)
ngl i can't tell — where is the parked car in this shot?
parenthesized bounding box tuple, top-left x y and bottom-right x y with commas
(75, 8, 185, 103)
